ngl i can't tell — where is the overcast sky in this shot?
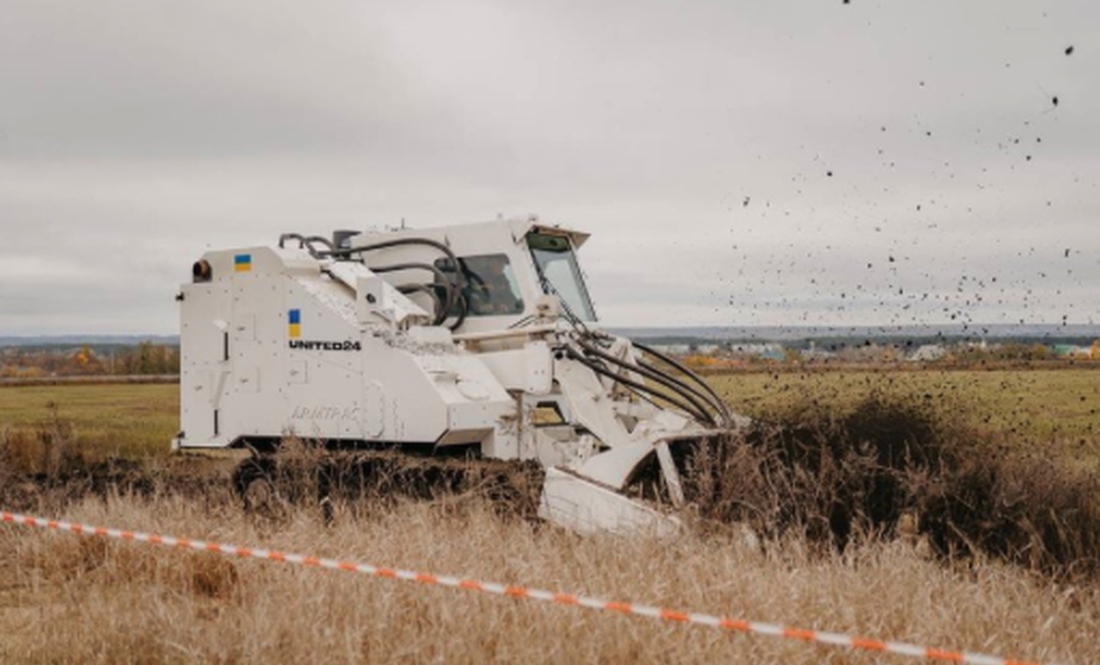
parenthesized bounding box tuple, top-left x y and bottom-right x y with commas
(1, 0, 1096, 335)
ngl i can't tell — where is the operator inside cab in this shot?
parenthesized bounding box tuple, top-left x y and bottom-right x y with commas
(436, 254, 525, 316)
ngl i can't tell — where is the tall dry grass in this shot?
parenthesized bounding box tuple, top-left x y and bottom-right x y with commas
(1, 492, 1097, 665)
(684, 393, 1100, 578)
(2, 385, 1099, 664)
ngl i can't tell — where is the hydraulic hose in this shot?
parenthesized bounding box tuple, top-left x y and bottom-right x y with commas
(324, 238, 467, 330)
(567, 344, 716, 426)
(372, 262, 456, 326)
(278, 233, 334, 258)
(303, 235, 335, 252)
(397, 285, 443, 324)
(325, 237, 459, 271)
(564, 347, 714, 426)
(449, 292, 470, 331)
(581, 340, 727, 427)
(280, 232, 472, 329)
(634, 356, 732, 425)
(573, 340, 720, 428)
(630, 340, 732, 423)
(279, 233, 305, 249)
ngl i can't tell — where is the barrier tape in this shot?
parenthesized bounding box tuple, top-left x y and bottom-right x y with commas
(1, 511, 1063, 665)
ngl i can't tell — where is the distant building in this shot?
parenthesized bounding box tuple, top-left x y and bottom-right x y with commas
(1052, 344, 1090, 358)
(908, 344, 947, 362)
(799, 347, 836, 361)
(729, 343, 783, 356)
(651, 344, 692, 355)
(723, 343, 786, 362)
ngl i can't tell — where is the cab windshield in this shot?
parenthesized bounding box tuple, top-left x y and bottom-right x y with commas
(527, 232, 597, 321)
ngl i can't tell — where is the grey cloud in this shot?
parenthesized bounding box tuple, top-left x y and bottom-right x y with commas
(0, 2, 459, 160)
(1, 0, 1098, 334)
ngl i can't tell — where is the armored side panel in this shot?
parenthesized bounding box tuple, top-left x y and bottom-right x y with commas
(174, 247, 518, 453)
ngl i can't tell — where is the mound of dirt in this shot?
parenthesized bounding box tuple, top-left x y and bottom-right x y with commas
(684, 393, 1100, 578)
(231, 442, 545, 523)
(0, 453, 235, 513)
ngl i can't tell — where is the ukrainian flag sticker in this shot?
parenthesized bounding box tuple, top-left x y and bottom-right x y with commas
(288, 309, 301, 338)
(234, 254, 252, 272)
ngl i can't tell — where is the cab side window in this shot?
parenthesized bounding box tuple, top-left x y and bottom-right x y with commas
(436, 254, 525, 316)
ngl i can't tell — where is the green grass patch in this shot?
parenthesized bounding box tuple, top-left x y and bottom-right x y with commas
(0, 383, 179, 463)
(709, 369, 1100, 469)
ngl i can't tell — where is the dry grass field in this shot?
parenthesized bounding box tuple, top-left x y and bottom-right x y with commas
(1, 370, 1099, 664)
(2, 495, 1098, 665)
(0, 383, 179, 466)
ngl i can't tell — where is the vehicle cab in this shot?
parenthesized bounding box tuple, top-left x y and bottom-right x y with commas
(340, 217, 598, 336)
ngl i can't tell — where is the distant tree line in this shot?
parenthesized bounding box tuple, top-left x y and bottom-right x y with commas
(678, 338, 1099, 372)
(0, 343, 180, 378)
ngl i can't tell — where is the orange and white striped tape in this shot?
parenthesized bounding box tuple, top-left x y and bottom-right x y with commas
(1, 510, 1064, 665)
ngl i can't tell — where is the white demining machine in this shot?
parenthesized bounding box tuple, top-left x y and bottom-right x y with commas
(174, 218, 741, 535)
